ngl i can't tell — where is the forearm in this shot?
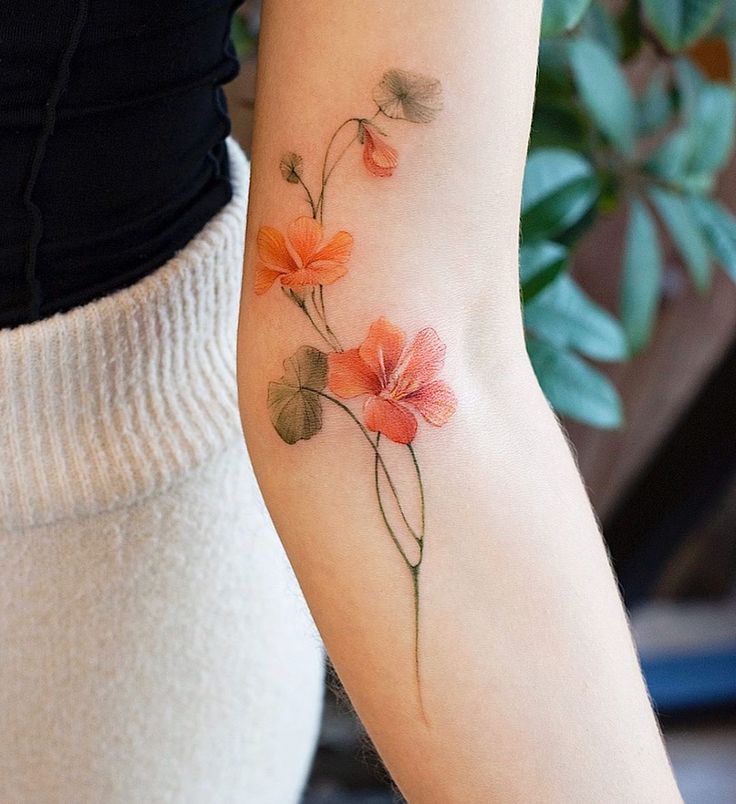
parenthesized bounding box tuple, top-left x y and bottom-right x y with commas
(237, 2, 680, 800)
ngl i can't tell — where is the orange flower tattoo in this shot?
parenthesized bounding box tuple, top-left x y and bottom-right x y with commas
(257, 69, 448, 719)
(328, 318, 456, 444)
(360, 122, 399, 178)
(255, 216, 353, 295)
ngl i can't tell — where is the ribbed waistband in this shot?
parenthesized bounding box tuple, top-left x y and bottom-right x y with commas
(0, 137, 249, 531)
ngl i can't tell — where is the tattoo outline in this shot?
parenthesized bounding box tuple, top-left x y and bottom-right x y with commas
(255, 69, 455, 718)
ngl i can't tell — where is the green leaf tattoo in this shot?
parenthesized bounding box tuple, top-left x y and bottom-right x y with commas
(267, 346, 328, 444)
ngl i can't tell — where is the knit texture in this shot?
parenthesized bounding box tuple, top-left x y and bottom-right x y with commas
(0, 139, 325, 803)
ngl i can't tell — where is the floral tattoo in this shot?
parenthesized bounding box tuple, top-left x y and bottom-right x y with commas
(255, 69, 455, 715)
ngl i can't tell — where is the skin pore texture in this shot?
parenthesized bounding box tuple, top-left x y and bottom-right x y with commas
(237, 2, 683, 801)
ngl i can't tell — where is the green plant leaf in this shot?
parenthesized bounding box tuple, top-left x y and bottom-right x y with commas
(527, 336, 623, 428)
(525, 274, 628, 361)
(568, 37, 637, 154)
(688, 82, 736, 175)
(641, 0, 724, 51)
(637, 67, 674, 135)
(649, 187, 712, 290)
(621, 200, 663, 353)
(688, 195, 736, 281)
(645, 77, 736, 192)
(520, 241, 569, 302)
(579, 1, 622, 55)
(541, 0, 594, 37)
(674, 57, 707, 119)
(522, 149, 600, 240)
(267, 346, 328, 444)
(522, 176, 600, 240)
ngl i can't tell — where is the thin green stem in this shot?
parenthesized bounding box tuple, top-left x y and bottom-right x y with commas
(320, 133, 358, 219)
(410, 562, 427, 722)
(301, 299, 339, 351)
(374, 436, 414, 569)
(317, 117, 362, 223)
(304, 390, 420, 544)
(311, 287, 344, 351)
(408, 443, 426, 541)
(296, 175, 318, 217)
(378, 436, 426, 722)
(371, 433, 423, 545)
(308, 393, 429, 720)
(285, 287, 340, 352)
(316, 110, 382, 222)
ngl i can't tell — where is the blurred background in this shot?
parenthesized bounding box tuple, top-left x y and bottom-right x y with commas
(228, 1, 736, 801)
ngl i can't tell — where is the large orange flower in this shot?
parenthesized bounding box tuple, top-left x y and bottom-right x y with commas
(328, 317, 457, 444)
(255, 216, 353, 295)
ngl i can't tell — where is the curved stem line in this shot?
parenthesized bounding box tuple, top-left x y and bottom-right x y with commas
(301, 300, 338, 351)
(312, 286, 343, 351)
(316, 110, 382, 222)
(317, 117, 361, 223)
(374, 435, 414, 569)
(304, 390, 421, 545)
(408, 443, 426, 541)
(296, 175, 318, 217)
(308, 390, 429, 721)
(321, 133, 358, 213)
(377, 436, 426, 722)
(411, 563, 427, 722)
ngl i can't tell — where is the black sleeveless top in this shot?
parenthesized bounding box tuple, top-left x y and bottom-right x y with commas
(1, 0, 240, 328)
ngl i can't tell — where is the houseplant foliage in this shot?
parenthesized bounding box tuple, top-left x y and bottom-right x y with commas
(526, 0, 736, 428)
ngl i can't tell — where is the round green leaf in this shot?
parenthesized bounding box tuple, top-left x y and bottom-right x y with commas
(267, 346, 328, 444)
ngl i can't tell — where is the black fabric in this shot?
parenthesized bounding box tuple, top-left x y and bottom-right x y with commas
(1, 0, 241, 328)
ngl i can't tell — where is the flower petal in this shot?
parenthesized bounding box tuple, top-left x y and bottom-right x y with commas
(404, 380, 457, 427)
(327, 350, 381, 398)
(311, 230, 354, 266)
(257, 226, 297, 272)
(358, 317, 406, 386)
(254, 264, 283, 295)
(393, 327, 446, 398)
(363, 127, 399, 178)
(364, 396, 417, 444)
(287, 217, 323, 266)
(279, 262, 348, 288)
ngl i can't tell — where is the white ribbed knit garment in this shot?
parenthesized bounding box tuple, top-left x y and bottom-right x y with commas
(0, 139, 325, 803)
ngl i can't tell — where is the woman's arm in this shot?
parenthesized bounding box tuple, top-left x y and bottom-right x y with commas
(237, 2, 681, 800)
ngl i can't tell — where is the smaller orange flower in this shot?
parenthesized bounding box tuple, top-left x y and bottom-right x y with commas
(361, 122, 399, 178)
(328, 318, 457, 444)
(255, 216, 353, 295)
